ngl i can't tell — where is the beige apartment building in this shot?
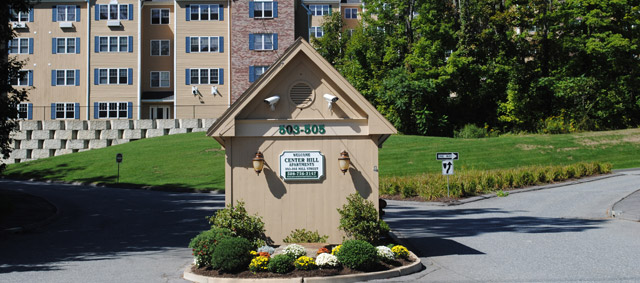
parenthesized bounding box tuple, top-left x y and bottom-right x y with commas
(9, 0, 363, 121)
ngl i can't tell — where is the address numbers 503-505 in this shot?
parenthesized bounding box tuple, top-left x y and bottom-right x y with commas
(278, 124, 326, 135)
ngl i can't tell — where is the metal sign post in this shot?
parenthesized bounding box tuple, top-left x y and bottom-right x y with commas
(116, 153, 123, 183)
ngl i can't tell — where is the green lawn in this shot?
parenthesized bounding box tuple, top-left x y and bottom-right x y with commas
(4, 128, 640, 190)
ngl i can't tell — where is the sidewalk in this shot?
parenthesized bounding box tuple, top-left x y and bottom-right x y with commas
(611, 189, 640, 222)
(0, 189, 58, 233)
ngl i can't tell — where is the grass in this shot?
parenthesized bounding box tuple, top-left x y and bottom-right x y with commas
(3, 128, 640, 190)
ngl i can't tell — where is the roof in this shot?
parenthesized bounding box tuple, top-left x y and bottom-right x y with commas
(207, 38, 396, 147)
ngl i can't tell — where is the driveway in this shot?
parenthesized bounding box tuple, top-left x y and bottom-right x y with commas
(0, 180, 224, 283)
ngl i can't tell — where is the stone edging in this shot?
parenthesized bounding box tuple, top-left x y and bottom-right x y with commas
(183, 251, 423, 283)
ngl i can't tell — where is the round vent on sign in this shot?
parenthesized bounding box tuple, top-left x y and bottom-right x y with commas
(289, 82, 314, 108)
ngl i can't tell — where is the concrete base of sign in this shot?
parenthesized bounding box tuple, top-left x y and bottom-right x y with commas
(183, 252, 422, 283)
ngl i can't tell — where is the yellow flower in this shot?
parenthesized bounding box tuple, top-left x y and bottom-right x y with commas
(331, 245, 341, 256)
(391, 245, 409, 259)
(249, 255, 269, 273)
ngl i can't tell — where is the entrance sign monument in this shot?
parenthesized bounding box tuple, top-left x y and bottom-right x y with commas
(207, 39, 397, 243)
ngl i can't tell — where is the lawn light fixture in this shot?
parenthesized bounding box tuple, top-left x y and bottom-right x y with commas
(252, 151, 265, 175)
(338, 151, 350, 174)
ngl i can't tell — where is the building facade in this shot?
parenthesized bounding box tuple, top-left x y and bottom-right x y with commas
(9, 0, 363, 121)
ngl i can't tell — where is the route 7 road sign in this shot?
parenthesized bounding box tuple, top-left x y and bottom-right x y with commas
(436, 152, 459, 160)
(442, 160, 454, 175)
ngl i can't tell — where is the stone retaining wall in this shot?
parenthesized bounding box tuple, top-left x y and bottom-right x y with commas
(2, 119, 216, 164)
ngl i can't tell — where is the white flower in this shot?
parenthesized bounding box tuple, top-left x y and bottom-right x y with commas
(315, 253, 339, 268)
(376, 246, 395, 261)
(282, 244, 306, 258)
(257, 245, 276, 255)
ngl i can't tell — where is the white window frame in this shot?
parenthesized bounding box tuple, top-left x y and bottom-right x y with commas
(17, 103, 28, 119)
(310, 26, 323, 38)
(190, 68, 220, 85)
(9, 38, 30, 54)
(150, 71, 170, 88)
(55, 69, 76, 86)
(190, 4, 220, 21)
(56, 37, 76, 54)
(10, 70, 29, 86)
(151, 8, 169, 24)
(253, 0, 274, 19)
(57, 5, 76, 22)
(99, 4, 128, 20)
(345, 8, 358, 19)
(150, 40, 170, 56)
(10, 9, 29, 22)
(55, 102, 75, 119)
(98, 68, 129, 85)
(99, 36, 128, 52)
(309, 5, 329, 16)
(98, 102, 128, 119)
(189, 36, 220, 53)
(253, 34, 274, 51)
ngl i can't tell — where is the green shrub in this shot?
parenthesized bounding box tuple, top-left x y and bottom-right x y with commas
(268, 254, 295, 274)
(283, 229, 328, 243)
(188, 227, 233, 267)
(208, 201, 268, 248)
(336, 240, 378, 271)
(337, 193, 389, 244)
(454, 124, 488, 139)
(211, 237, 253, 273)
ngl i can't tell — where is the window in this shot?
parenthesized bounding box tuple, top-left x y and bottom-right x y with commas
(310, 27, 323, 38)
(54, 103, 76, 119)
(251, 33, 276, 50)
(189, 4, 220, 21)
(17, 103, 29, 119)
(98, 102, 128, 118)
(309, 5, 330, 16)
(99, 4, 129, 20)
(151, 8, 169, 24)
(97, 36, 130, 53)
(97, 68, 130, 85)
(187, 36, 222, 53)
(55, 38, 76, 54)
(151, 40, 170, 56)
(189, 68, 220, 85)
(249, 65, 268, 82)
(150, 71, 170, 88)
(345, 8, 358, 19)
(56, 70, 76, 86)
(56, 5, 76, 22)
(10, 9, 30, 22)
(253, 1, 274, 18)
(8, 38, 31, 54)
(10, 70, 31, 86)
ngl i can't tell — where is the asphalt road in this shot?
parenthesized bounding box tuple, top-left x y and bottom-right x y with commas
(0, 180, 224, 283)
(378, 170, 640, 282)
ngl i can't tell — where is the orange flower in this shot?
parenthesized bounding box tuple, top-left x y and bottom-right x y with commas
(317, 247, 330, 255)
(259, 252, 270, 258)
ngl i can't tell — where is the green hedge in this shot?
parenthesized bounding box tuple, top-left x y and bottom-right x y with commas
(380, 162, 611, 200)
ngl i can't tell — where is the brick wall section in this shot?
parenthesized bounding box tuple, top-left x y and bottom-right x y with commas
(230, 0, 297, 102)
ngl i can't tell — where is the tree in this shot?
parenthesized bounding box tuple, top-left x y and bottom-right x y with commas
(1, 0, 32, 172)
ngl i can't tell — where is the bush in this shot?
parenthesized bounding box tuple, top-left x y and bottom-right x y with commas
(249, 256, 269, 273)
(294, 256, 317, 271)
(268, 254, 295, 274)
(337, 193, 389, 244)
(188, 227, 233, 267)
(211, 237, 253, 273)
(454, 124, 488, 139)
(336, 240, 378, 271)
(315, 253, 339, 268)
(282, 244, 306, 259)
(283, 229, 328, 243)
(208, 201, 268, 248)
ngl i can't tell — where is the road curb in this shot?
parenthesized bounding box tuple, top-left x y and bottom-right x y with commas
(183, 252, 422, 283)
(608, 188, 640, 222)
(0, 190, 60, 234)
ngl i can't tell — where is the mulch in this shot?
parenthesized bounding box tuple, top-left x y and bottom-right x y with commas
(192, 258, 414, 279)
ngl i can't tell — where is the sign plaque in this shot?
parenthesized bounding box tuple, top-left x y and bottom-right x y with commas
(280, 151, 325, 181)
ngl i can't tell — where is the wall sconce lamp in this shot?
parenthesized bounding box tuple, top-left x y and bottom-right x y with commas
(252, 151, 265, 175)
(338, 150, 350, 174)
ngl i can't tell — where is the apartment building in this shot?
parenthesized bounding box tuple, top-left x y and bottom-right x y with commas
(9, 0, 363, 121)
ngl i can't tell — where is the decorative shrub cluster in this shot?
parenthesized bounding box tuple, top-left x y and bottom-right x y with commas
(336, 240, 378, 271)
(315, 253, 339, 268)
(283, 229, 329, 243)
(188, 227, 233, 267)
(282, 244, 306, 259)
(337, 193, 390, 244)
(294, 256, 317, 270)
(208, 201, 268, 248)
(249, 255, 269, 273)
(268, 254, 295, 274)
(391, 245, 409, 259)
(376, 246, 395, 262)
(211, 237, 253, 272)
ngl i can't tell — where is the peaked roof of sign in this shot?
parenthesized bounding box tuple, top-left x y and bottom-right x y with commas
(207, 37, 396, 146)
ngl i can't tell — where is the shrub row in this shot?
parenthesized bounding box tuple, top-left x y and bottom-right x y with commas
(380, 161, 612, 200)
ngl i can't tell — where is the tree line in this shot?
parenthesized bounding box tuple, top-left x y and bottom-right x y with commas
(312, 0, 640, 136)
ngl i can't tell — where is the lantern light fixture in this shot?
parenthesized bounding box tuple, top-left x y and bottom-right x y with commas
(252, 151, 265, 175)
(338, 150, 350, 174)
